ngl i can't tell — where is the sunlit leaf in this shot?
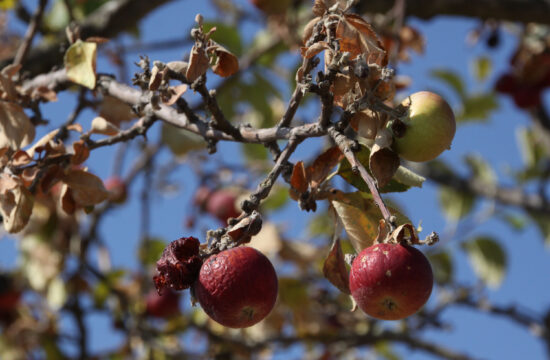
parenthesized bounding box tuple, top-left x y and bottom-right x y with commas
(427, 251, 454, 284)
(393, 165, 425, 188)
(461, 236, 507, 288)
(431, 69, 465, 98)
(464, 154, 496, 185)
(64, 40, 97, 89)
(0, 101, 35, 150)
(472, 56, 492, 82)
(439, 186, 475, 221)
(458, 93, 498, 122)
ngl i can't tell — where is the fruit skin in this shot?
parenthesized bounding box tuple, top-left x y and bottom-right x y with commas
(194, 246, 278, 328)
(349, 243, 433, 320)
(205, 189, 241, 224)
(145, 290, 181, 318)
(393, 91, 456, 162)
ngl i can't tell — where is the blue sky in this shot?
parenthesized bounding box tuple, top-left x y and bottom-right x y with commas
(1, 0, 549, 359)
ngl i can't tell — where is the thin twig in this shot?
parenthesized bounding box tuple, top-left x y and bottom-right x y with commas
(12, 0, 48, 66)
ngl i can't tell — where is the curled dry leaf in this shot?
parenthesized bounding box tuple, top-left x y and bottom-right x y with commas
(332, 71, 367, 108)
(0, 101, 35, 150)
(307, 146, 343, 190)
(322, 237, 351, 294)
(166, 61, 189, 75)
(11, 150, 32, 167)
(210, 43, 239, 77)
(148, 64, 165, 91)
(62, 169, 109, 207)
(226, 211, 263, 244)
(301, 41, 332, 59)
(0, 64, 20, 101)
(64, 40, 97, 90)
(290, 161, 308, 193)
(26, 129, 59, 159)
(71, 140, 90, 165)
(0, 174, 33, 233)
(91, 117, 120, 136)
(369, 144, 399, 188)
(337, 14, 387, 65)
(186, 43, 209, 83)
(389, 223, 419, 245)
(60, 184, 76, 215)
(162, 84, 188, 106)
(302, 16, 321, 44)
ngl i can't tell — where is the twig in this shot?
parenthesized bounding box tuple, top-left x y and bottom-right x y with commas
(85, 115, 157, 150)
(12, 0, 48, 66)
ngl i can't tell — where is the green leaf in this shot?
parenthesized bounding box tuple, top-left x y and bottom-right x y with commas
(161, 123, 204, 156)
(439, 186, 475, 221)
(472, 56, 492, 82)
(461, 236, 507, 288)
(427, 251, 453, 284)
(498, 212, 527, 232)
(242, 143, 269, 162)
(64, 40, 97, 89)
(138, 238, 167, 266)
(393, 165, 425, 188)
(457, 93, 498, 123)
(337, 146, 410, 193)
(261, 185, 288, 211)
(204, 22, 243, 56)
(431, 69, 466, 99)
(516, 126, 545, 168)
(464, 154, 496, 185)
(528, 211, 550, 245)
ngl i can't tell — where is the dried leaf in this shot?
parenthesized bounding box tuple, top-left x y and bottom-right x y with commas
(369, 145, 399, 188)
(11, 150, 32, 166)
(62, 170, 109, 206)
(162, 84, 188, 106)
(186, 43, 209, 83)
(210, 43, 239, 77)
(98, 95, 136, 126)
(331, 195, 378, 252)
(0, 179, 33, 233)
(26, 129, 59, 159)
(1, 63, 21, 78)
(226, 212, 263, 243)
(0, 101, 35, 150)
(301, 41, 331, 59)
(60, 184, 76, 215)
(166, 61, 189, 74)
(290, 161, 308, 193)
(67, 124, 83, 133)
(342, 14, 387, 65)
(307, 146, 343, 189)
(302, 17, 321, 44)
(91, 117, 120, 136)
(71, 140, 89, 165)
(389, 223, 419, 245)
(149, 64, 164, 91)
(322, 238, 350, 294)
(64, 40, 97, 89)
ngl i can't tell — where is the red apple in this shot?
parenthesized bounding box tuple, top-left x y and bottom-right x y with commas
(104, 176, 127, 204)
(194, 246, 278, 328)
(193, 186, 213, 211)
(145, 289, 181, 318)
(393, 91, 456, 162)
(205, 189, 241, 223)
(349, 243, 433, 320)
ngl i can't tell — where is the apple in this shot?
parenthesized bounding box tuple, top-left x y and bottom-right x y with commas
(205, 189, 241, 224)
(194, 246, 278, 328)
(104, 176, 127, 204)
(392, 91, 456, 162)
(145, 289, 181, 318)
(349, 243, 433, 320)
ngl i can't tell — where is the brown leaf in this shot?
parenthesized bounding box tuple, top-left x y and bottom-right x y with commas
(226, 212, 263, 244)
(166, 61, 189, 75)
(322, 238, 350, 294)
(307, 146, 343, 189)
(390, 223, 419, 245)
(186, 43, 209, 83)
(290, 161, 308, 193)
(302, 17, 321, 44)
(374, 219, 389, 244)
(312, 0, 328, 16)
(337, 14, 387, 64)
(352, 109, 380, 140)
(149, 64, 164, 91)
(72, 140, 89, 165)
(67, 124, 83, 133)
(98, 95, 136, 126)
(162, 84, 188, 106)
(60, 185, 76, 215)
(210, 43, 239, 77)
(62, 170, 109, 207)
(0, 177, 33, 233)
(300, 41, 332, 59)
(1, 64, 22, 78)
(84, 36, 110, 44)
(369, 145, 399, 188)
(0, 101, 35, 150)
(11, 150, 32, 166)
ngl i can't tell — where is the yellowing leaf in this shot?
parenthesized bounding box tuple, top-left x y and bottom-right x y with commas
(0, 176, 34, 233)
(64, 40, 97, 89)
(0, 101, 35, 150)
(62, 170, 109, 206)
(331, 194, 379, 252)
